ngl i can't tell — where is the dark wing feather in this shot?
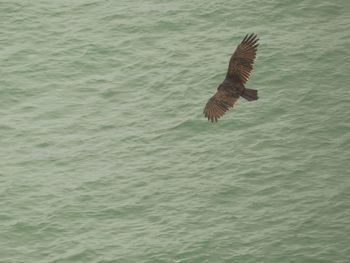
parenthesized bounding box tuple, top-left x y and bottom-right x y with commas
(203, 89, 238, 122)
(227, 33, 259, 84)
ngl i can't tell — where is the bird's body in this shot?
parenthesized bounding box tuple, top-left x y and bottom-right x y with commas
(203, 33, 259, 122)
(219, 79, 244, 98)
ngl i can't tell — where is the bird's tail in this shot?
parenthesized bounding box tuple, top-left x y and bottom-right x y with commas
(241, 88, 258, 101)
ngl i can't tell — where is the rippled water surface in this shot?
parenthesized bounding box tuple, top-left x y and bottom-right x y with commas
(1, 1, 350, 262)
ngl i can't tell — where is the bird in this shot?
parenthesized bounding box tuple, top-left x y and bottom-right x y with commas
(203, 33, 259, 122)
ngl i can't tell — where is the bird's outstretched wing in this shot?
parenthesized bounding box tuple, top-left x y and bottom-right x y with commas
(203, 89, 238, 122)
(227, 33, 259, 84)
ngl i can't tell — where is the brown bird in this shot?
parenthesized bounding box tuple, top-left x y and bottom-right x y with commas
(203, 33, 259, 122)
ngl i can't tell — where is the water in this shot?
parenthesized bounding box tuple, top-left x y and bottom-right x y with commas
(1, 1, 350, 262)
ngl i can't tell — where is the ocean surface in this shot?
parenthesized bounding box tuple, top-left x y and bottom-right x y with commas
(1, 1, 350, 262)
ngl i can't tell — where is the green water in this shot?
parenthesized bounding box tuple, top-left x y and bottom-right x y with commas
(1, 1, 350, 262)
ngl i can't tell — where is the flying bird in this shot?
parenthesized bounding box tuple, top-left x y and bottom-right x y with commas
(203, 33, 259, 122)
